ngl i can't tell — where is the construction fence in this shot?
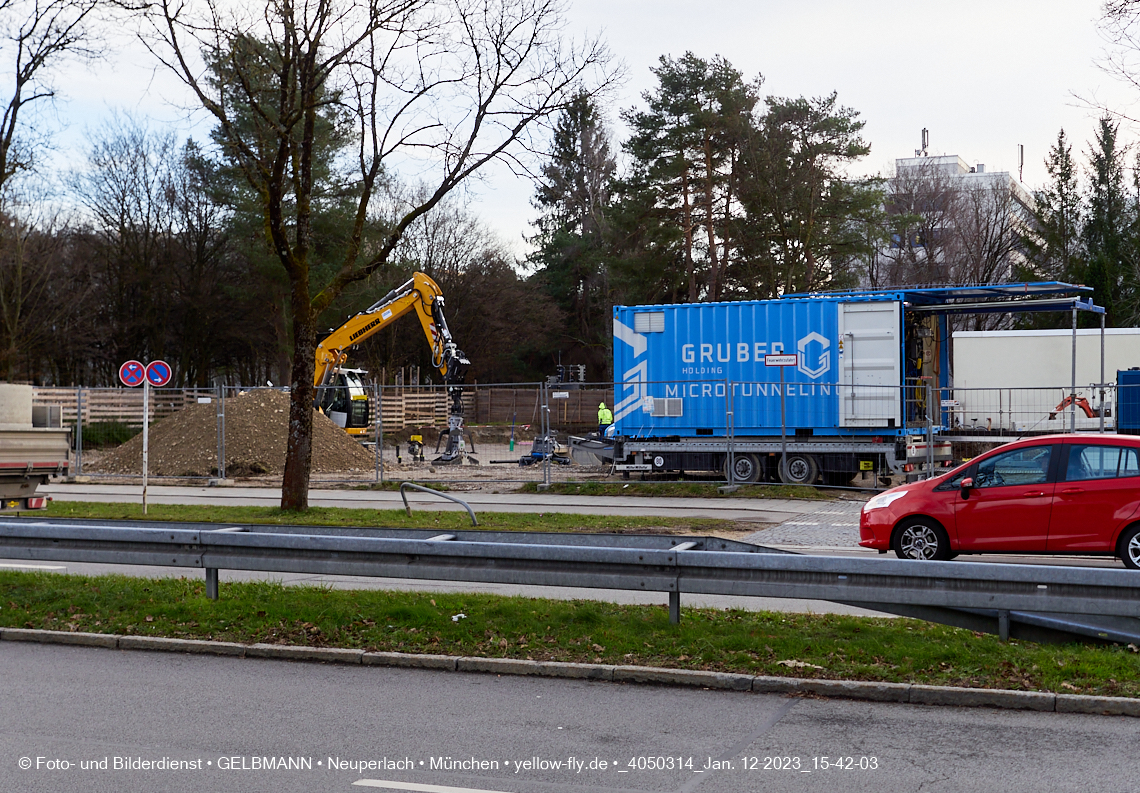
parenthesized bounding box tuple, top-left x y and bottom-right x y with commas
(30, 378, 1137, 491)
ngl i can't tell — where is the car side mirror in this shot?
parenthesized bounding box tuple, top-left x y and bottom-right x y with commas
(960, 477, 974, 499)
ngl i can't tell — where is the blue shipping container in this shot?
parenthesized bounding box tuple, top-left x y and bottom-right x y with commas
(612, 295, 907, 438)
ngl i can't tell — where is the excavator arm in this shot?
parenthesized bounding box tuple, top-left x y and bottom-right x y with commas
(314, 271, 474, 463)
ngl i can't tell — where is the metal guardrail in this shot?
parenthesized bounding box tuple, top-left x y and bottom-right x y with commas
(399, 483, 477, 526)
(0, 521, 1137, 628)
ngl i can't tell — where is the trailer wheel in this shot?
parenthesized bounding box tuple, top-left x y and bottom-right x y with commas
(778, 453, 819, 485)
(724, 453, 761, 483)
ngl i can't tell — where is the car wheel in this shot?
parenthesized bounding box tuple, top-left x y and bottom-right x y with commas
(893, 518, 952, 561)
(779, 453, 819, 485)
(1119, 524, 1140, 570)
(724, 453, 761, 483)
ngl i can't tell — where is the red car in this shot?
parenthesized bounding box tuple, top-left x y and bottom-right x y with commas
(859, 434, 1140, 569)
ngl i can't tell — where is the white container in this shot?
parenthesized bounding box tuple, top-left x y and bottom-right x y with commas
(952, 328, 1140, 431)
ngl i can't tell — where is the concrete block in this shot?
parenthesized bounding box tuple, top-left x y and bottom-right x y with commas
(910, 685, 1055, 712)
(457, 657, 543, 676)
(0, 628, 118, 649)
(246, 644, 363, 664)
(751, 676, 806, 694)
(117, 636, 246, 656)
(535, 661, 614, 681)
(614, 665, 753, 690)
(1055, 694, 1140, 717)
(799, 679, 912, 703)
(362, 652, 458, 671)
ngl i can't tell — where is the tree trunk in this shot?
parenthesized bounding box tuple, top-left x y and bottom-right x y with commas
(703, 131, 719, 301)
(281, 286, 316, 510)
(682, 164, 696, 302)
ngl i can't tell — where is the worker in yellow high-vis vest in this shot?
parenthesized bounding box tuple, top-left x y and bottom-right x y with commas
(598, 402, 613, 436)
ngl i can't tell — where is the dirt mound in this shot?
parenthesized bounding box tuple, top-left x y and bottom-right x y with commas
(92, 389, 376, 477)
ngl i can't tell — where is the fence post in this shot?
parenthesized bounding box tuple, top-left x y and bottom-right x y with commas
(1100, 312, 1106, 434)
(375, 382, 383, 484)
(74, 385, 83, 473)
(726, 377, 735, 486)
(543, 383, 551, 488)
(215, 383, 226, 480)
(926, 383, 934, 479)
(1071, 305, 1078, 433)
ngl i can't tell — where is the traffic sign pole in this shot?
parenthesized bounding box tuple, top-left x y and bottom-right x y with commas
(764, 354, 799, 482)
(142, 379, 149, 515)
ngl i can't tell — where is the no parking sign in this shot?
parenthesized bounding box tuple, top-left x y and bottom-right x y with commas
(118, 360, 145, 387)
(117, 358, 174, 516)
(146, 360, 172, 387)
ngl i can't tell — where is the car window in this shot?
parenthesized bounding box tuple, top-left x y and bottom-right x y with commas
(1065, 444, 1140, 481)
(974, 446, 1051, 488)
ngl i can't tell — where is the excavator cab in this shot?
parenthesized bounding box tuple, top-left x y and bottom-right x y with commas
(317, 369, 370, 435)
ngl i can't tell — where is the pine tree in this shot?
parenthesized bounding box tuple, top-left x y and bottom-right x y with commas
(1023, 129, 1083, 283)
(1082, 116, 1133, 326)
(617, 53, 760, 302)
(528, 91, 616, 378)
(734, 93, 882, 296)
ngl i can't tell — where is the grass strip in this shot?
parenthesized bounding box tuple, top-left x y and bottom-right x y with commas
(40, 501, 732, 534)
(518, 481, 832, 499)
(2, 570, 1137, 698)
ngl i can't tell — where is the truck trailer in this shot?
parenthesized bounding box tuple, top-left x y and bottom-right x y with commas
(605, 283, 1101, 485)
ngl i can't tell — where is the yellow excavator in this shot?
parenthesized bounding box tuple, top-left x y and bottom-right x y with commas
(313, 271, 476, 464)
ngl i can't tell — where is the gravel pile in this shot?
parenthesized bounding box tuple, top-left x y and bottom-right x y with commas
(92, 389, 376, 477)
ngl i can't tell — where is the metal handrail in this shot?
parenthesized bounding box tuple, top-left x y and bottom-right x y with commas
(399, 482, 477, 526)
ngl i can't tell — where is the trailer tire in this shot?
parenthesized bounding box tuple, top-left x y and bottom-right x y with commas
(724, 453, 761, 484)
(778, 453, 819, 485)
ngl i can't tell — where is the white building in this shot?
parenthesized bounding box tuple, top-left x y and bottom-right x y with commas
(872, 152, 1033, 290)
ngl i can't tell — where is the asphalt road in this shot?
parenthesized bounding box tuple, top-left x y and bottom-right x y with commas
(1, 642, 1135, 793)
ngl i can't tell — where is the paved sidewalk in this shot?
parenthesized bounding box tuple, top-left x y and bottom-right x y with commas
(41, 482, 822, 523)
(745, 499, 864, 549)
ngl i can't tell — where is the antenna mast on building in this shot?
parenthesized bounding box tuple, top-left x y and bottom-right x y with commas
(1018, 144, 1024, 183)
(915, 128, 929, 158)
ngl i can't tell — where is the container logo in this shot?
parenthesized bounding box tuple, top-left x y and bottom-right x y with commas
(797, 332, 830, 379)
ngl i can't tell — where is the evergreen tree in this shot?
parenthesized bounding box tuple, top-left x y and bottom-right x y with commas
(1023, 129, 1083, 283)
(1082, 116, 1133, 326)
(734, 93, 882, 296)
(617, 53, 760, 302)
(528, 91, 616, 379)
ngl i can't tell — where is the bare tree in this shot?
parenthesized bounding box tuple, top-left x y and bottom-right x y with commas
(877, 159, 1032, 330)
(141, 0, 615, 508)
(0, 181, 74, 379)
(0, 0, 100, 191)
(877, 159, 960, 286)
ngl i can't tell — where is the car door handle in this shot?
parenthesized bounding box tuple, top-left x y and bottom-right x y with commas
(1061, 488, 1084, 494)
(1021, 491, 1046, 498)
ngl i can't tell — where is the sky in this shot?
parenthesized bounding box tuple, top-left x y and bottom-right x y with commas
(34, 0, 1140, 256)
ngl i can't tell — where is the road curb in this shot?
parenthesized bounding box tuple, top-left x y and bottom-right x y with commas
(2, 627, 1137, 717)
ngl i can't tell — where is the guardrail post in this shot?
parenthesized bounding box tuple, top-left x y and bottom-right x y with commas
(998, 609, 1010, 641)
(668, 590, 681, 624)
(205, 568, 219, 600)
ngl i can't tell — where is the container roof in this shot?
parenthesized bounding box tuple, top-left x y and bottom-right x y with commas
(783, 281, 1091, 303)
(781, 282, 1103, 313)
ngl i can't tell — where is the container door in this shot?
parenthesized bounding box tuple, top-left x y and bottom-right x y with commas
(838, 301, 901, 427)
